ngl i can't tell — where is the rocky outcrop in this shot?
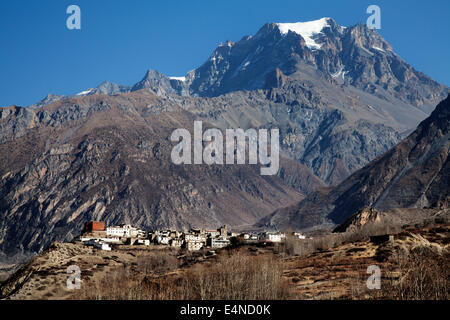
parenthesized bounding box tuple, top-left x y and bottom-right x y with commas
(333, 207, 382, 233)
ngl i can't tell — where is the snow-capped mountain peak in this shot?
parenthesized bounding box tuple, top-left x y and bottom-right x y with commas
(276, 17, 333, 49)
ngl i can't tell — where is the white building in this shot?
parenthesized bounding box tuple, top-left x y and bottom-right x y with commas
(155, 235, 170, 245)
(208, 237, 230, 249)
(186, 241, 203, 251)
(260, 232, 285, 243)
(170, 239, 184, 247)
(293, 232, 306, 239)
(106, 224, 144, 238)
(79, 236, 120, 244)
(97, 242, 112, 251)
(83, 239, 112, 251)
(185, 234, 206, 243)
(137, 239, 150, 246)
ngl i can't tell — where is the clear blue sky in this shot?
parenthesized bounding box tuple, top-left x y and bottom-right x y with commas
(0, 0, 449, 106)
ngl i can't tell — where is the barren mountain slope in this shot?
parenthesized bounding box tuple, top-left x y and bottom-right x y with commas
(258, 94, 450, 231)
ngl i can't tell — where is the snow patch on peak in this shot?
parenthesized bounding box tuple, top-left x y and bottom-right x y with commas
(372, 46, 385, 52)
(276, 18, 332, 49)
(169, 76, 186, 82)
(77, 88, 94, 96)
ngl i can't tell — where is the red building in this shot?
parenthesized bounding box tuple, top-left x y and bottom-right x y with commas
(84, 221, 106, 233)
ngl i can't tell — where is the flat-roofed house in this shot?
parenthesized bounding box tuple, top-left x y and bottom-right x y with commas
(186, 241, 203, 251)
(106, 224, 144, 238)
(260, 232, 285, 243)
(207, 237, 230, 249)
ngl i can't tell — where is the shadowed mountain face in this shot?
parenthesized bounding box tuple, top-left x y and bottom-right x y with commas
(258, 94, 450, 231)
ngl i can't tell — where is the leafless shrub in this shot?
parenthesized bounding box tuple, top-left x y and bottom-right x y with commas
(385, 246, 449, 300)
(181, 252, 291, 300)
(283, 234, 344, 257)
(136, 250, 179, 275)
(349, 272, 367, 299)
(74, 251, 291, 300)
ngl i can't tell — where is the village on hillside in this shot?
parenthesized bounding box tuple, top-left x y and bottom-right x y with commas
(75, 221, 308, 251)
